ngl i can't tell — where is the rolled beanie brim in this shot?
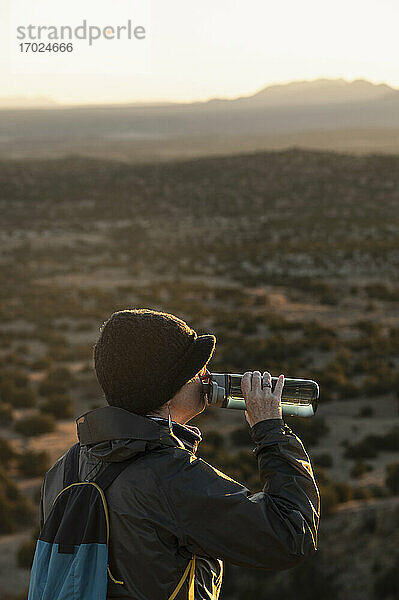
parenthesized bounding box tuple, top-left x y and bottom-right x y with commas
(164, 334, 216, 395)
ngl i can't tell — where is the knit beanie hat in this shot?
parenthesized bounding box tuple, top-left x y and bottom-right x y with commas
(93, 308, 216, 415)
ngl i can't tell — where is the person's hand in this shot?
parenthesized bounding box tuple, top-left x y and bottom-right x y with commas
(241, 371, 284, 427)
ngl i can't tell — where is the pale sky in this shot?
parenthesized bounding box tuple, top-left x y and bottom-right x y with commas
(1, 0, 399, 105)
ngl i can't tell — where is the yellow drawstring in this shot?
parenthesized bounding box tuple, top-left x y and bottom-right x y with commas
(188, 555, 196, 600)
(168, 556, 196, 600)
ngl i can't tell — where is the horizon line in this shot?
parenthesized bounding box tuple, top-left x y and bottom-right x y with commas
(1, 76, 398, 109)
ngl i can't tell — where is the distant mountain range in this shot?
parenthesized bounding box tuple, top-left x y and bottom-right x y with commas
(1, 78, 398, 159)
(206, 78, 397, 107)
(1, 78, 397, 109)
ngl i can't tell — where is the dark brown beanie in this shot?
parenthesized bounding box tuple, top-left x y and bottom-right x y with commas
(93, 308, 216, 415)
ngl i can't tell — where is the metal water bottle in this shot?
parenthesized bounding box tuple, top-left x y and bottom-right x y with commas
(204, 373, 319, 417)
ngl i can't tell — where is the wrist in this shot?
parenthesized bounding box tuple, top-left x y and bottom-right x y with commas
(248, 412, 282, 427)
(250, 418, 284, 435)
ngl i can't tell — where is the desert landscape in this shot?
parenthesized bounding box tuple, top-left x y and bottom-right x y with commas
(0, 144, 398, 598)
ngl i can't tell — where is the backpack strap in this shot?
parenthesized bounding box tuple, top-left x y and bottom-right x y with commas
(94, 450, 147, 491)
(63, 441, 148, 490)
(61, 442, 197, 598)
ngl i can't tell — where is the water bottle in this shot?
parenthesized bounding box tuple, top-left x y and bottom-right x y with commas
(204, 373, 319, 417)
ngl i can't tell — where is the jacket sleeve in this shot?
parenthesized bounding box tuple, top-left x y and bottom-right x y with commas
(165, 419, 320, 571)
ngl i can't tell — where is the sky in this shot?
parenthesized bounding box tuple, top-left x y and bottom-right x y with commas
(1, 0, 399, 105)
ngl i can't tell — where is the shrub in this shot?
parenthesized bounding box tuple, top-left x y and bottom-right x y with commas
(319, 484, 339, 517)
(39, 394, 74, 419)
(380, 426, 399, 452)
(352, 486, 373, 500)
(362, 364, 396, 395)
(30, 356, 53, 371)
(343, 435, 380, 460)
(313, 453, 333, 468)
(373, 552, 399, 598)
(357, 405, 374, 418)
(39, 366, 76, 397)
(0, 368, 37, 407)
(344, 427, 399, 460)
(285, 416, 329, 446)
(302, 320, 338, 350)
(313, 466, 330, 486)
(230, 426, 252, 448)
(17, 449, 50, 477)
(350, 460, 373, 479)
(313, 464, 331, 485)
(0, 438, 17, 467)
(204, 431, 225, 450)
(333, 481, 354, 503)
(14, 413, 56, 437)
(0, 466, 35, 534)
(46, 343, 70, 361)
(0, 368, 29, 392)
(17, 538, 36, 569)
(33, 486, 42, 504)
(4, 352, 29, 368)
(386, 462, 399, 495)
(286, 550, 339, 599)
(366, 484, 387, 498)
(0, 402, 13, 427)
(39, 382, 64, 397)
(357, 508, 377, 534)
(196, 444, 219, 463)
(314, 361, 360, 400)
(365, 283, 399, 302)
(11, 388, 38, 409)
(197, 432, 227, 464)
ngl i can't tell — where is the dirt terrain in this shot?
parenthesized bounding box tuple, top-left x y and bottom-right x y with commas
(1, 147, 398, 599)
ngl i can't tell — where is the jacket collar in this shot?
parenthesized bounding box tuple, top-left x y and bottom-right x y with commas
(146, 415, 202, 453)
(76, 405, 202, 453)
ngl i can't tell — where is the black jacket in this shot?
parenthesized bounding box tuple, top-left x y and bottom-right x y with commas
(39, 406, 320, 600)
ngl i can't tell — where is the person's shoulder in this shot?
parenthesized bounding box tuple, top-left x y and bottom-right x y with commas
(48, 447, 70, 474)
(42, 447, 70, 493)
